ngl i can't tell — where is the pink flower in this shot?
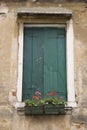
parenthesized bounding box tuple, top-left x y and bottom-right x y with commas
(35, 91, 41, 96)
(59, 96, 63, 100)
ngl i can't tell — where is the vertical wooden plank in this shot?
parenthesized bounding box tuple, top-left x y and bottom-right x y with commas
(22, 28, 33, 100)
(32, 28, 44, 97)
(44, 28, 58, 96)
(57, 30, 67, 100)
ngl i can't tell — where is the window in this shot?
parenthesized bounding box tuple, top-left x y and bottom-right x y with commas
(17, 20, 76, 107)
(22, 26, 67, 101)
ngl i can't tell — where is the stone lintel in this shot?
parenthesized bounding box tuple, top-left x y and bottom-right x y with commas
(16, 7, 73, 19)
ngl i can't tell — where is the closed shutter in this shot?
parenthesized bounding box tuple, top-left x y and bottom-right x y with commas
(22, 27, 67, 101)
(44, 28, 67, 100)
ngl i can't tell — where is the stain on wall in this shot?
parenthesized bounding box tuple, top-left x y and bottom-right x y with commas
(0, 1, 87, 130)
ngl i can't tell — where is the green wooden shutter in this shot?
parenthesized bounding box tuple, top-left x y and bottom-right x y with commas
(22, 27, 67, 101)
(44, 28, 67, 100)
(22, 28, 44, 100)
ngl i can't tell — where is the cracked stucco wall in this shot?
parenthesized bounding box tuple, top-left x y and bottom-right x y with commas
(0, 1, 87, 130)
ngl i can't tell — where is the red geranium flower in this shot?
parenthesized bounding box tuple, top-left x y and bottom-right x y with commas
(46, 91, 57, 97)
(32, 96, 38, 99)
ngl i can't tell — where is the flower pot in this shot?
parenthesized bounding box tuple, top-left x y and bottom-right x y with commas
(25, 106, 44, 115)
(25, 104, 66, 115)
(44, 104, 65, 115)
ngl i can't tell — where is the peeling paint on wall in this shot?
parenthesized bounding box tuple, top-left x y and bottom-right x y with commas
(0, 1, 87, 130)
(0, 3, 8, 14)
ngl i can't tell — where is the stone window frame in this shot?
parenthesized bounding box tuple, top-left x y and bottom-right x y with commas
(17, 19, 76, 107)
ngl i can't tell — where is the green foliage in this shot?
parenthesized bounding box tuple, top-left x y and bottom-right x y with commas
(25, 91, 66, 107)
(25, 97, 65, 107)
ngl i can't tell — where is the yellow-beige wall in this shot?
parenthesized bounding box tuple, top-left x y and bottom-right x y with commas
(0, 1, 87, 130)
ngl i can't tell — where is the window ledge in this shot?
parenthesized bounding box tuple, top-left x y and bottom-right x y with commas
(67, 101, 77, 108)
(14, 101, 77, 110)
(14, 102, 76, 116)
(14, 102, 25, 109)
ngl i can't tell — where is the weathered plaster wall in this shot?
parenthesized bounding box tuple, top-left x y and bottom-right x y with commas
(0, 0, 87, 2)
(0, 1, 87, 130)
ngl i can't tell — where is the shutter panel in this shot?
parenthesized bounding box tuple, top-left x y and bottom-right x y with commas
(44, 28, 67, 100)
(22, 28, 44, 100)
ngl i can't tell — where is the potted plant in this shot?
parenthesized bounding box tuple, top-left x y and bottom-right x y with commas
(25, 91, 45, 115)
(25, 91, 66, 115)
